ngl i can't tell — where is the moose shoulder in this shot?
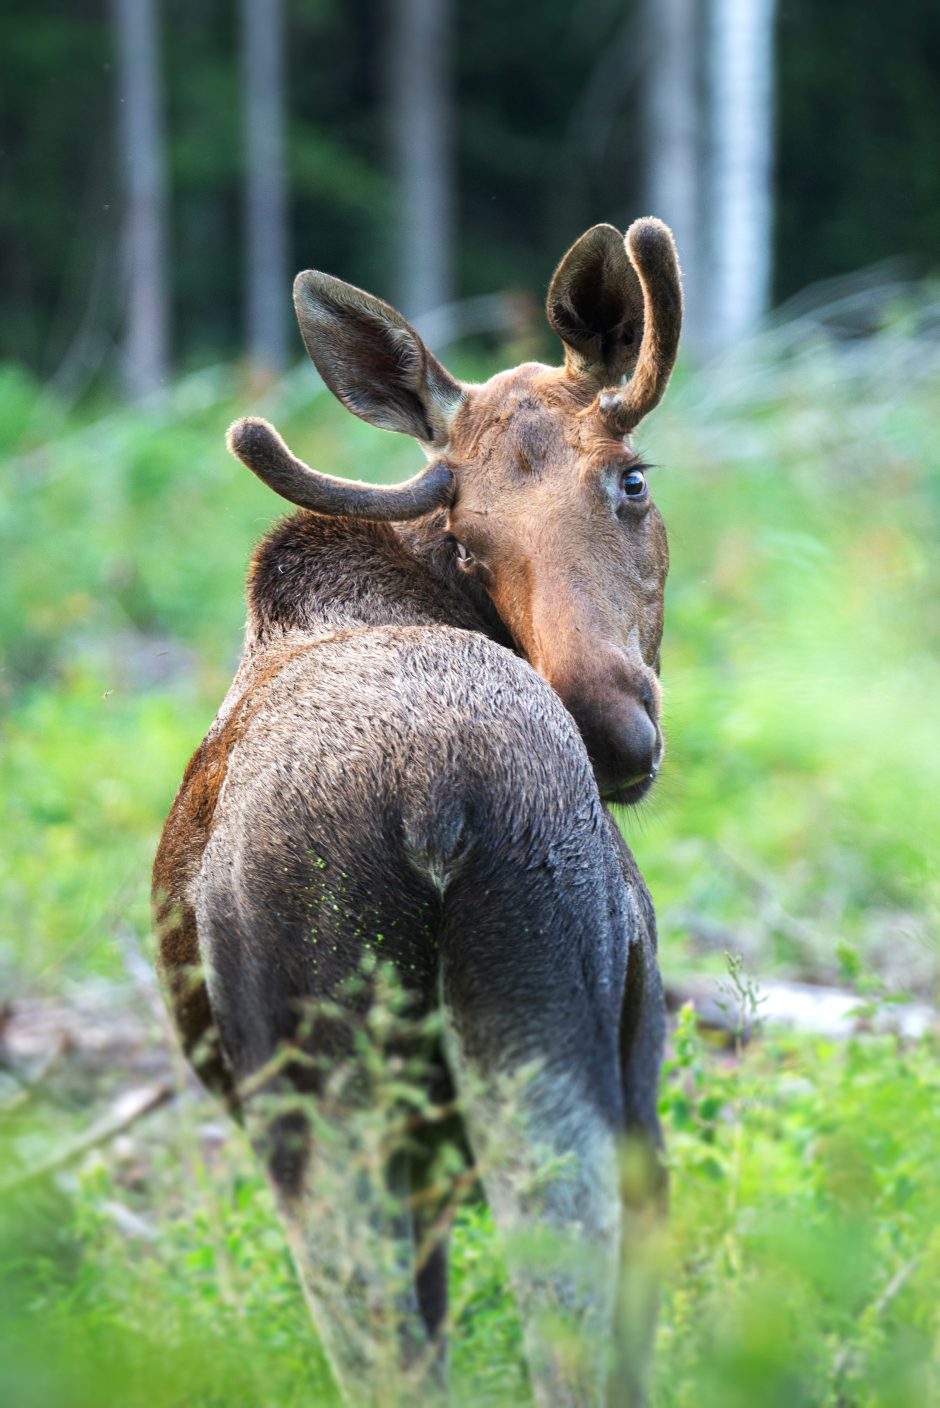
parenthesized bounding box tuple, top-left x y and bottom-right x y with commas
(153, 218, 681, 1408)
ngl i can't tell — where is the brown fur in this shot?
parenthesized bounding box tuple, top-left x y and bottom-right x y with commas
(153, 668, 275, 1105)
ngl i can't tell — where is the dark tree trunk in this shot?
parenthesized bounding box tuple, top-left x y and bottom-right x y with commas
(240, 0, 289, 375)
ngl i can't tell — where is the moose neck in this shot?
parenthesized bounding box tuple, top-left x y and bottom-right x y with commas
(244, 508, 509, 649)
(241, 510, 654, 806)
(393, 512, 513, 648)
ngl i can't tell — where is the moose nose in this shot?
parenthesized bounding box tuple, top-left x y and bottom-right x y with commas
(570, 689, 661, 801)
(618, 696, 659, 787)
(544, 654, 662, 802)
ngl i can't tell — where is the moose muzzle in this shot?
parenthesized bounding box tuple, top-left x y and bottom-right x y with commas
(545, 647, 663, 804)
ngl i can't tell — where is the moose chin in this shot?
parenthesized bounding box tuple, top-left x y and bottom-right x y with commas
(153, 215, 682, 1408)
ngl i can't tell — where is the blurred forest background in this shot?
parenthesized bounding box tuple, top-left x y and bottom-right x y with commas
(3, 0, 940, 387)
(2, 3, 940, 1406)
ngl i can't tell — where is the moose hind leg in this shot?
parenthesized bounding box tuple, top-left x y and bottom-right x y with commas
(252, 1104, 438, 1408)
(437, 844, 631, 1406)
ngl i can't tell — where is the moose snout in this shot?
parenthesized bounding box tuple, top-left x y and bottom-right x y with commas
(547, 654, 663, 804)
(588, 689, 662, 804)
(617, 693, 660, 783)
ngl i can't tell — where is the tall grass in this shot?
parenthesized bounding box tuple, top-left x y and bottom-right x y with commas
(2, 1004, 937, 1406)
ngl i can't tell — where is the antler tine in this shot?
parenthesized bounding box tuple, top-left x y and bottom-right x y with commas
(597, 218, 683, 435)
(227, 417, 454, 521)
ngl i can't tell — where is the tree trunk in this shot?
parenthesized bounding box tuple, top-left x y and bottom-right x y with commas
(112, 0, 170, 398)
(240, 0, 289, 376)
(387, 0, 455, 323)
(707, 0, 777, 350)
(643, 0, 703, 357)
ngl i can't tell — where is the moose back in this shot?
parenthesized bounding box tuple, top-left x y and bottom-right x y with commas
(153, 217, 682, 1407)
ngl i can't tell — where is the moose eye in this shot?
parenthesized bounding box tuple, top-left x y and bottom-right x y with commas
(621, 468, 648, 498)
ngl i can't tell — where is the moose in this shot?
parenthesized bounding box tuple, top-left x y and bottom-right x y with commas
(153, 216, 682, 1407)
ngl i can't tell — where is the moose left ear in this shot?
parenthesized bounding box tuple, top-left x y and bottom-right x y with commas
(293, 271, 465, 449)
(546, 223, 646, 385)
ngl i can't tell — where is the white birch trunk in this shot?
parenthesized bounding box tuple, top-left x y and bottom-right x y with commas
(387, 0, 455, 322)
(643, 0, 703, 356)
(112, 0, 169, 398)
(707, 0, 777, 349)
(240, 0, 289, 375)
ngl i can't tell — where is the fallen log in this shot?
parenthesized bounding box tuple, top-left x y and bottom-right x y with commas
(665, 973, 936, 1041)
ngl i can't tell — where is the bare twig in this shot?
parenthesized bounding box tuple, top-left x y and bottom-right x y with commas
(871, 1255, 922, 1317)
(99, 1197, 159, 1243)
(832, 1254, 922, 1383)
(720, 845, 831, 961)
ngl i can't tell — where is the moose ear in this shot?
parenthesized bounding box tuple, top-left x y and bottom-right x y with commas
(293, 272, 465, 449)
(546, 223, 646, 385)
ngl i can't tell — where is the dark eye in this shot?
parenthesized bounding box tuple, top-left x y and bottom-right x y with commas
(621, 468, 648, 498)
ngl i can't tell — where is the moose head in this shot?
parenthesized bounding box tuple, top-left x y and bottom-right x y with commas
(229, 218, 682, 805)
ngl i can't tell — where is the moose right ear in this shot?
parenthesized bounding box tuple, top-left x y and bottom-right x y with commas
(546, 223, 646, 386)
(293, 271, 465, 449)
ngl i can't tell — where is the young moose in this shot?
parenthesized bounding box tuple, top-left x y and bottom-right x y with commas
(153, 218, 682, 1407)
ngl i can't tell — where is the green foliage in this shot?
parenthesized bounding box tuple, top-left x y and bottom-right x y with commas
(2, 1013, 937, 1405)
(626, 304, 940, 990)
(658, 1009, 940, 1407)
(2, 298, 939, 992)
(0, 1107, 338, 1408)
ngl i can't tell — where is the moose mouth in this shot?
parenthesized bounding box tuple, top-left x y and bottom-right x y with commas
(567, 696, 662, 808)
(602, 766, 659, 807)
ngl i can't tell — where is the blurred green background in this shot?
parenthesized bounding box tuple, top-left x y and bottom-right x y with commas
(1, 2, 939, 1405)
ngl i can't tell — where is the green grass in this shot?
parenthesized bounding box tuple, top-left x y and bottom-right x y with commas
(2, 1015, 937, 1406)
(2, 295, 939, 1402)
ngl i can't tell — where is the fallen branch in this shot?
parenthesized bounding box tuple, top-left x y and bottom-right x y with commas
(0, 1034, 68, 1116)
(99, 1197, 160, 1243)
(1, 1083, 174, 1194)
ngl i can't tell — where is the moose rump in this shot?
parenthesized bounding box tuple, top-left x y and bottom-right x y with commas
(179, 623, 655, 1405)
